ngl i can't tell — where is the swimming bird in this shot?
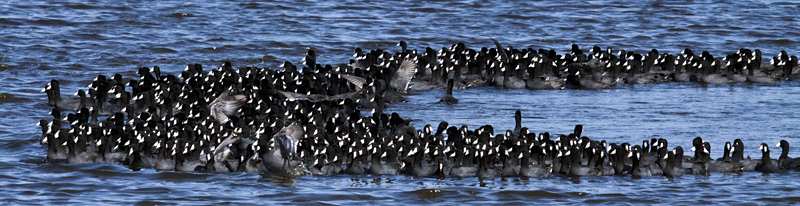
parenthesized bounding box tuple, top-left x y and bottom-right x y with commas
(43, 133, 68, 160)
(697, 57, 733, 84)
(438, 78, 458, 105)
(489, 38, 525, 89)
(630, 149, 652, 178)
(776, 140, 800, 170)
(673, 55, 694, 82)
(66, 125, 96, 164)
(449, 146, 478, 177)
(662, 149, 687, 177)
(476, 143, 499, 178)
(526, 56, 565, 90)
(732, 139, 758, 172)
(175, 142, 205, 172)
(756, 143, 781, 173)
(502, 66, 527, 89)
(708, 142, 743, 173)
(568, 147, 601, 177)
(519, 147, 552, 177)
(42, 80, 86, 111)
(368, 144, 400, 175)
(566, 70, 615, 89)
(625, 54, 660, 84)
(154, 139, 177, 171)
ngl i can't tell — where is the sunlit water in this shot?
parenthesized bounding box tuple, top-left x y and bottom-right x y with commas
(2, 0, 800, 204)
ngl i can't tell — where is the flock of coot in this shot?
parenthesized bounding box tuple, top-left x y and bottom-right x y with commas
(37, 40, 800, 178)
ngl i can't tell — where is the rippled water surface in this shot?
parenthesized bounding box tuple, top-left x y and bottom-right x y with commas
(3, 0, 800, 204)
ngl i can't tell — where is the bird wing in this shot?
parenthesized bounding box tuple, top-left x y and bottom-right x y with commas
(340, 74, 366, 90)
(491, 38, 509, 64)
(274, 124, 304, 160)
(214, 134, 241, 158)
(209, 90, 246, 123)
(391, 57, 418, 92)
(274, 90, 309, 101)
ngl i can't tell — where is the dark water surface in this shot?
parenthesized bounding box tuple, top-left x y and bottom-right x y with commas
(2, 0, 800, 204)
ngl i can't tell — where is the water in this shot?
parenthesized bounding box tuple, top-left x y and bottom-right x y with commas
(2, 0, 800, 204)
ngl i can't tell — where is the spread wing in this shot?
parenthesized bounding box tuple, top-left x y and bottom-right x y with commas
(209, 90, 246, 123)
(340, 74, 366, 90)
(390, 57, 418, 92)
(327, 90, 363, 102)
(274, 90, 310, 101)
(275, 83, 366, 103)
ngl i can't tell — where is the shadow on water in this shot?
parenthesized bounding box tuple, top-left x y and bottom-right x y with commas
(258, 173, 297, 187)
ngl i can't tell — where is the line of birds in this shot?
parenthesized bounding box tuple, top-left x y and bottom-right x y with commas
(400, 39, 799, 91)
(37, 40, 800, 178)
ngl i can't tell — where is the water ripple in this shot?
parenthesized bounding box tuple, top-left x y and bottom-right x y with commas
(2, 0, 800, 204)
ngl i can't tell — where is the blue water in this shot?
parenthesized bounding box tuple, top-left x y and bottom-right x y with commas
(2, 0, 800, 204)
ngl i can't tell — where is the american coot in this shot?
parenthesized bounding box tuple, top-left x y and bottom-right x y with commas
(625, 54, 661, 84)
(631, 149, 652, 178)
(450, 146, 478, 177)
(568, 147, 602, 177)
(777, 140, 800, 170)
(176, 142, 205, 172)
(476, 143, 499, 178)
(673, 55, 695, 82)
(741, 50, 780, 83)
(154, 139, 177, 171)
(37, 44, 800, 180)
(66, 125, 96, 164)
(708, 142, 743, 173)
(43, 133, 68, 160)
(690, 137, 707, 162)
(499, 145, 520, 177)
(368, 145, 401, 175)
(526, 55, 566, 90)
(608, 145, 631, 176)
(697, 57, 733, 84)
(689, 138, 710, 175)
(716, 142, 732, 162)
(724, 55, 748, 83)
(566, 70, 615, 90)
(519, 148, 552, 178)
(403, 143, 437, 177)
(662, 149, 688, 178)
(43, 80, 86, 111)
(732, 139, 759, 172)
(638, 146, 663, 176)
(344, 146, 367, 175)
(756, 143, 781, 173)
(438, 78, 459, 105)
(490, 38, 510, 89)
(502, 66, 526, 89)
